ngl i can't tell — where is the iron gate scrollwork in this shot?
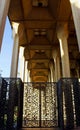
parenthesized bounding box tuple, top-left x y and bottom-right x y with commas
(23, 82, 58, 128)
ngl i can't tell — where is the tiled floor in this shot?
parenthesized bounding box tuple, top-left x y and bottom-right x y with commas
(72, 127, 80, 130)
(21, 128, 59, 130)
(21, 127, 80, 130)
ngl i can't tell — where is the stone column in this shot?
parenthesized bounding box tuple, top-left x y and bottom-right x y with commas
(28, 70, 31, 82)
(57, 23, 70, 77)
(24, 61, 28, 82)
(10, 22, 19, 77)
(19, 46, 25, 81)
(57, 56, 61, 80)
(52, 49, 61, 81)
(49, 61, 54, 82)
(48, 70, 51, 82)
(69, 0, 80, 51)
(57, 23, 74, 129)
(0, 0, 10, 49)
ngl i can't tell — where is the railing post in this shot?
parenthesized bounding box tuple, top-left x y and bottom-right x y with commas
(39, 83, 41, 127)
(17, 79, 24, 129)
(73, 78, 80, 126)
(63, 79, 74, 129)
(6, 79, 16, 130)
(0, 78, 7, 130)
(57, 79, 64, 130)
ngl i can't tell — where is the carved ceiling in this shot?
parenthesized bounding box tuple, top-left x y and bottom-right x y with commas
(8, 0, 80, 82)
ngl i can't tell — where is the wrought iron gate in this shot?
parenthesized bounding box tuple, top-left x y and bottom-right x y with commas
(23, 82, 58, 128)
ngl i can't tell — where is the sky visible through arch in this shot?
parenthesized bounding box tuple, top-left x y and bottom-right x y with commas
(0, 17, 13, 77)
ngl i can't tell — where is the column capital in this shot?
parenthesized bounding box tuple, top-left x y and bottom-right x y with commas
(49, 59, 54, 67)
(12, 22, 19, 37)
(19, 46, 24, 57)
(57, 23, 68, 39)
(52, 47, 60, 60)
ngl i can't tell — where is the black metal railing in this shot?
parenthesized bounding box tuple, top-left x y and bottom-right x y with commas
(0, 77, 80, 130)
(0, 78, 7, 130)
(0, 78, 23, 130)
(57, 78, 80, 130)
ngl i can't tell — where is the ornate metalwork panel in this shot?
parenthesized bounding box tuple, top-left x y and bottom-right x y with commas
(1, 78, 80, 129)
(23, 82, 58, 127)
(0, 78, 23, 130)
(57, 78, 80, 129)
(0, 78, 7, 129)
